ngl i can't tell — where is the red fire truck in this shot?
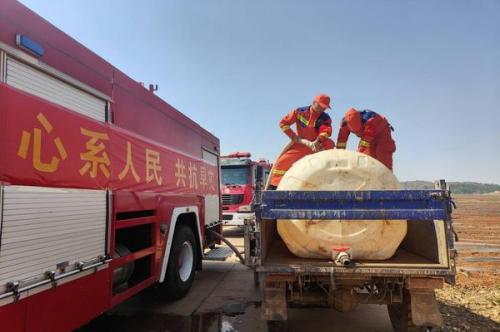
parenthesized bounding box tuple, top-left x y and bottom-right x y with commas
(0, 1, 222, 331)
(221, 152, 271, 226)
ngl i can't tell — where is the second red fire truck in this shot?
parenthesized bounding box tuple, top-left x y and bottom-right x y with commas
(221, 152, 271, 226)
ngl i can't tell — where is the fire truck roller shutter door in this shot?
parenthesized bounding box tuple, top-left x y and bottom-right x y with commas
(0, 185, 107, 296)
(5, 55, 108, 122)
(202, 148, 220, 227)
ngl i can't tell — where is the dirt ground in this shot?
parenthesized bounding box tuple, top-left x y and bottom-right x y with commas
(79, 194, 499, 332)
(435, 194, 500, 331)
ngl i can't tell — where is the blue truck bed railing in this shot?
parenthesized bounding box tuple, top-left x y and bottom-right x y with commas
(251, 181, 456, 281)
(256, 181, 453, 222)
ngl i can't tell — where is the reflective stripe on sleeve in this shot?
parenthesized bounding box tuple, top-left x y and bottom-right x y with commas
(336, 142, 346, 148)
(280, 125, 290, 131)
(359, 140, 370, 148)
(272, 169, 287, 175)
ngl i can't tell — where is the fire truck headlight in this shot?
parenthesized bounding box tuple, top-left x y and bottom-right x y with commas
(238, 205, 252, 212)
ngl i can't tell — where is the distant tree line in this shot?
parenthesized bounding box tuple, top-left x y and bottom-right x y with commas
(400, 181, 500, 194)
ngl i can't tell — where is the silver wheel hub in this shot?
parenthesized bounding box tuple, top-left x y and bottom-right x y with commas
(178, 240, 194, 282)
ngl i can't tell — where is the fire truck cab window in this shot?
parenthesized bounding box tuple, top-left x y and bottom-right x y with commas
(221, 166, 249, 185)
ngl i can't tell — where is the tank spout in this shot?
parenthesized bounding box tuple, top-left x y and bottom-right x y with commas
(332, 247, 353, 267)
(336, 251, 351, 266)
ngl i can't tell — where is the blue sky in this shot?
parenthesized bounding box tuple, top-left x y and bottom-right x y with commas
(20, 0, 500, 184)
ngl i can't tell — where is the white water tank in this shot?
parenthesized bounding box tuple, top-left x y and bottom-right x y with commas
(276, 149, 407, 260)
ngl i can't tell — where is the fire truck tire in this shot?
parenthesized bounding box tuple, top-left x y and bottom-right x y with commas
(162, 224, 197, 300)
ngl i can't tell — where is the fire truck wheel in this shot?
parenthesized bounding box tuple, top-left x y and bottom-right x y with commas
(162, 225, 196, 300)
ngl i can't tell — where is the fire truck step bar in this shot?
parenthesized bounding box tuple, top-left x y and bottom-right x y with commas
(0, 256, 111, 301)
(203, 247, 235, 261)
(205, 230, 245, 264)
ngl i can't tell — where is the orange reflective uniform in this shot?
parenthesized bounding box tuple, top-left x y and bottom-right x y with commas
(337, 109, 396, 170)
(270, 106, 335, 187)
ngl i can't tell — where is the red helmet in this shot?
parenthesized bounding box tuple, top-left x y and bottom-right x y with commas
(313, 94, 331, 109)
(345, 108, 362, 134)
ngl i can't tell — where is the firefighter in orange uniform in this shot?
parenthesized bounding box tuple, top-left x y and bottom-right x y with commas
(268, 94, 335, 189)
(336, 108, 396, 170)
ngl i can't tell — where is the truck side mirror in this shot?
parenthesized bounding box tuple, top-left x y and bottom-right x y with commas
(256, 166, 264, 190)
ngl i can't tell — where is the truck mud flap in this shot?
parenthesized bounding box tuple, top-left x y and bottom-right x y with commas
(407, 277, 444, 327)
(409, 290, 443, 327)
(262, 276, 287, 321)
